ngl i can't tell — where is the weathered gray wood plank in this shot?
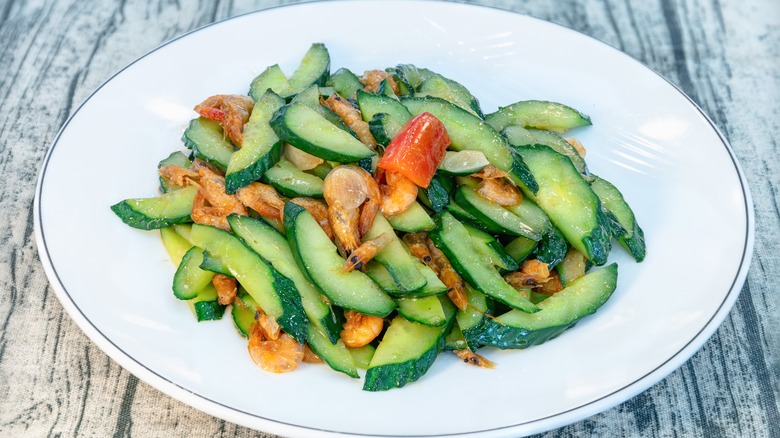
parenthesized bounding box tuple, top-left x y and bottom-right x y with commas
(0, 0, 777, 437)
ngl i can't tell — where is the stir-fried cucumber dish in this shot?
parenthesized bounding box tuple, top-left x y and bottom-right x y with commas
(111, 43, 645, 391)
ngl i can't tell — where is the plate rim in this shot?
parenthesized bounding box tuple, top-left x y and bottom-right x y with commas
(33, 1, 755, 437)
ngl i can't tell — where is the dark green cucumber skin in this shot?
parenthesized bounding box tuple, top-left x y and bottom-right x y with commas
(327, 67, 363, 99)
(189, 224, 309, 344)
(363, 335, 443, 392)
(368, 113, 404, 146)
(199, 251, 232, 277)
(516, 145, 611, 265)
(590, 175, 646, 262)
(469, 264, 617, 349)
(181, 118, 234, 171)
(419, 174, 452, 213)
(110, 186, 196, 230)
(357, 90, 412, 123)
(193, 300, 226, 321)
(532, 226, 569, 269)
(503, 125, 588, 176)
(454, 186, 542, 240)
(270, 103, 374, 163)
(225, 141, 282, 194)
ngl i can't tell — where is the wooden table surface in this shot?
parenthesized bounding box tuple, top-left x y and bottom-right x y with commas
(2, 0, 778, 437)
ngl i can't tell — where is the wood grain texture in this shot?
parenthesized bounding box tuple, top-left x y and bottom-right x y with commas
(1, 0, 777, 437)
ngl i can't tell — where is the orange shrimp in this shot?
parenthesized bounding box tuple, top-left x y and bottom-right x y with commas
(323, 165, 381, 254)
(322, 94, 376, 149)
(191, 190, 232, 230)
(248, 326, 303, 373)
(303, 345, 323, 364)
(454, 349, 496, 369)
(426, 238, 468, 310)
(340, 310, 384, 348)
(402, 232, 434, 267)
(212, 274, 237, 305)
(566, 137, 587, 157)
(377, 169, 418, 217)
(194, 165, 247, 216)
(158, 164, 198, 188)
(504, 259, 555, 289)
(472, 165, 522, 206)
(343, 232, 393, 272)
(360, 70, 399, 95)
(236, 182, 285, 220)
(194, 94, 254, 147)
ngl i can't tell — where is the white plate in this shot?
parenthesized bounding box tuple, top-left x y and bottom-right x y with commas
(34, 1, 753, 437)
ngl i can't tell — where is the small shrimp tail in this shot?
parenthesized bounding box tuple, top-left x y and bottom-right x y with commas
(342, 232, 393, 272)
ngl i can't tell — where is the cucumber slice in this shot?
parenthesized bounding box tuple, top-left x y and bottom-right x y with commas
(157, 151, 192, 193)
(362, 214, 427, 294)
(110, 185, 197, 230)
(376, 78, 397, 98)
(386, 201, 435, 232)
(416, 73, 484, 118)
(454, 186, 542, 240)
(306, 325, 359, 378)
(288, 43, 330, 90)
(485, 100, 592, 133)
(231, 290, 258, 337)
(160, 226, 193, 266)
(437, 150, 489, 176)
(290, 85, 351, 132)
(557, 247, 588, 287)
(327, 67, 363, 99)
(401, 96, 537, 193)
(515, 145, 612, 265)
(504, 236, 537, 264)
(504, 196, 551, 239)
(191, 283, 226, 322)
(363, 315, 447, 391)
(348, 345, 375, 370)
(457, 285, 494, 351)
(249, 64, 295, 100)
(189, 224, 309, 344)
(430, 212, 539, 313)
(418, 174, 452, 213)
(228, 214, 341, 344)
(503, 125, 588, 176)
(357, 90, 413, 124)
(181, 118, 235, 170)
(396, 296, 447, 327)
(442, 323, 468, 351)
(262, 159, 325, 198)
(589, 175, 646, 262)
(284, 202, 396, 317)
(271, 102, 375, 163)
(469, 264, 618, 349)
(368, 113, 405, 146)
(532, 225, 569, 269)
(463, 224, 519, 271)
(224, 91, 285, 193)
(173, 247, 215, 300)
(364, 260, 446, 298)
(199, 251, 231, 277)
(393, 64, 434, 91)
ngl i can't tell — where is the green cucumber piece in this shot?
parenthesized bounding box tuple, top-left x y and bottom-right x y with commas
(442, 323, 468, 351)
(357, 90, 412, 123)
(362, 215, 427, 293)
(386, 201, 435, 232)
(327, 67, 363, 99)
(397, 296, 447, 327)
(454, 185, 542, 240)
(191, 283, 226, 322)
(364, 260, 446, 298)
(368, 113, 405, 146)
(290, 84, 351, 132)
(419, 174, 452, 213)
(348, 345, 375, 370)
(224, 91, 285, 193)
(284, 203, 396, 317)
(181, 118, 235, 170)
(231, 290, 258, 337)
(249, 64, 295, 100)
(504, 196, 551, 239)
(393, 64, 434, 91)
(589, 175, 646, 262)
(457, 285, 494, 351)
(503, 125, 588, 176)
(228, 214, 341, 344)
(533, 225, 569, 269)
(469, 264, 617, 349)
(363, 314, 448, 391)
(416, 73, 483, 118)
(173, 247, 215, 300)
(189, 224, 309, 344)
(376, 78, 397, 98)
(430, 212, 539, 313)
(271, 102, 375, 163)
(437, 150, 489, 176)
(111, 185, 197, 230)
(288, 43, 330, 90)
(504, 236, 537, 264)
(557, 247, 589, 287)
(157, 151, 192, 193)
(199, 251, 231, 277)
(160, 226, 193, 266)
(306, 325, 359, 378)
(463, 224, 519, 271)
(401, 96, 537, 193)
(262, 159, 325, 198)
(515, 145, 611, 265)
(485, 100, 592, 133)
